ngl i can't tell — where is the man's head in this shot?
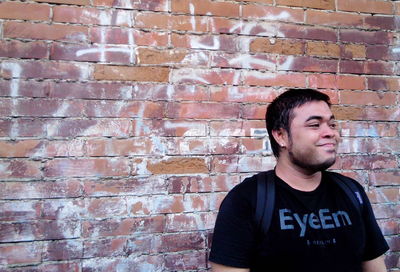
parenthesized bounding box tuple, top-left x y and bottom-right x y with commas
(266, 88, 339, 172)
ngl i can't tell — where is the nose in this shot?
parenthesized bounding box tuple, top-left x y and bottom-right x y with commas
(321, 123, 336, 138)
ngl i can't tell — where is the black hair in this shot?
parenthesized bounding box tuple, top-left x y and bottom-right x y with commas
(266, 88, 331, 158)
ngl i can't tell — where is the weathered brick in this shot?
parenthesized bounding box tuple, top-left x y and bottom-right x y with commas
(369, 171, 400, 186)
(94, 65, 170, 82)
(1, 60, 90, 81)
(0, 40, 48, 59)
(340, 29, 392, 45)
(364, 15, 395, 30)
(340, 90, 397, 106)
(35, 0, 89, 5)
(243, 71, 307, 87)
(137, 48, 195, 66)
(83, 237, 128, 258)
(278, 56, 338, 73)
(339, 154, 398, 170)
(155, 232, 205, 253)
(250, 38, 304, 55)
(135, 12, 208, 32)
(306, 10, 364, 27)
(4, 21, 89, 43)
(0, 243, 42, 265)
(242, 104, 267, 119)
(306, 41, 340, 58)
(50, 42, 134, 64)
(172, 0, 240, 17)
(82, 216, 165, 238)
(337, 75, 366, 90)
(337, 0, 394, 14)
(242, 5, 304, 23)
(0, 159, 41, 180)
(146, 157, 208, 174)
(0, 140, 44, 158)
(362, 106, 400, 121)
(87, 197, 128, 218)
(132, 120, 208, 137)
(82, 255, 164, 272)
(166, 102, 240, 119)
(170, 68, 240, 85)
(276, 0, 335, 9)
(53, 6, 132, 26)
(278, 24, 337, 41)
(93, 0, 168, 10)
(210, 86, 279, 103)
(211, 52, 275, 70)
(43, 240, 83, 261)
(342, 44, 366, 59)
(84, 100, 164, 118)
(44, 158, 130, 177)
(0, 1, 51, 20)
(164, 251, 207, 270)
(367, 77, 400, 91)
(0, 180, 82, 200)
(331, 105, 364, 120)
(13, 99, 84, 117)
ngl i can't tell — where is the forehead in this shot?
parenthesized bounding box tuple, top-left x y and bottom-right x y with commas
(291, 101, 333, 121)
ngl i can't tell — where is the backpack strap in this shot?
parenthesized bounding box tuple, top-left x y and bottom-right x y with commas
(326, 171, 364, 215)
(255, 170, 276, 235)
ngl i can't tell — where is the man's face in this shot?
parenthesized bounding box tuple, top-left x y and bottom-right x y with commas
(286, 101, 340, 172)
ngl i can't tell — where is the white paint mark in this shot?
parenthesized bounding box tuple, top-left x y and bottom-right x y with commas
(392, 47, 400, 53)
(190, 3, 196, 30)
(1, 62, 22, 97)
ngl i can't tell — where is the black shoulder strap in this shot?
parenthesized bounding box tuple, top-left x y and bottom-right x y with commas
(255, 170, 276, 235)
(326, 171, 364, 215)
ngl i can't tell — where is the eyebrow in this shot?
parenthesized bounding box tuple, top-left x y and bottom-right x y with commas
(305, 115, 335, 122)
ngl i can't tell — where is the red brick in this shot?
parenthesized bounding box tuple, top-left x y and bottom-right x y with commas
(4, 21, 88, 43)
(53, 6, 131, 26)
(164, 251, 207, 270)
(82, 255, 164, 271)
(171, 33, 238, 52)
(276, 0, 335, 10)
(156, 232, 205, 253)
(132, 120, 207, 137)
(366, 45, 390, 60)
(242, 5, 304, 23)
(337, 75, 366, 90)
(340, 90, 397, 106)
(172, 0, 240, 17)
(211, 52, 275, 70)
(137, 48, 197, 65)
(306, 41, 340, 58)
(94, 65, 170, 82)
(340, 29, 392, 45)
(362, 106, 399, 121)
(0, 2, 51, 20)
(43, 240, 83, 261)
(135, 12, 208, 32)
(167, 175, 239, 193)
(367, 187, 399, 204)
(41, 199, 84, 220)
(1, 60, 90, 81)
(133, 83, 209, 101)
(0, 180, 82, 200)
(93, 0, 168, 10)
(0, 40, 48, 59)
(87, 198, 128, 218)
(365, 61, 394, 75)
(86, 138, 155, 156)
(171, 68, 239, 85)
(250, 38, 304, 55)
(0, 243, 42, 265)
(337, 0, 394, 14)
(378, 220, 399, 235)
(339, 154, 397, 170)
(278, 24, 337, 41)
(364, 15, 395, 30)
(85, 100, 164, 118)
(340, 122, 398, 137)
(89, 27, 167, 46)
(242, 104, 267, 119)
(278, 56, 338, 73)
(0, 160, 41, 180)
(83, 238, 128, 258)
(243, 71, 307, 87)
(45, 139, 85, 157)
(82, 216, 165, 238)
(210, 86, 279, 103)
(370, 171, 400, 186)
(339, 60, 365, 74)
(341, 44, 366, 59)
(50, 43, 133, 64)
(331, 105, 364, 120)
(306, 10, 364, 27)
(307, 74, 337, 89)
(367, 77, 400, 91)
(210, 120, 264, 137)
(166, 102, 240, 119)
(44, 158, 130, 177)
(146, 157, 208, 175)
(35, 0, 90, 5)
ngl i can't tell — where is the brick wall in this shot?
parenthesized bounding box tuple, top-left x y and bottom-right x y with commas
(0, 0, 399, 271)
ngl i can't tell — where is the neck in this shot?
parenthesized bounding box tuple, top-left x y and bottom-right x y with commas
(274, 156, 322, 192)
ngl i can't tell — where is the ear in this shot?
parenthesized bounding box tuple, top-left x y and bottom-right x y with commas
(271, 128, 289, 148)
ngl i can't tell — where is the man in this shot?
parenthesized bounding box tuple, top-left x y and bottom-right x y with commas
(209, 89, 389, 272)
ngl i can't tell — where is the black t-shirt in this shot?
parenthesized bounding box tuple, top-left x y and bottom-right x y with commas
(209, 171, 389, 272)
